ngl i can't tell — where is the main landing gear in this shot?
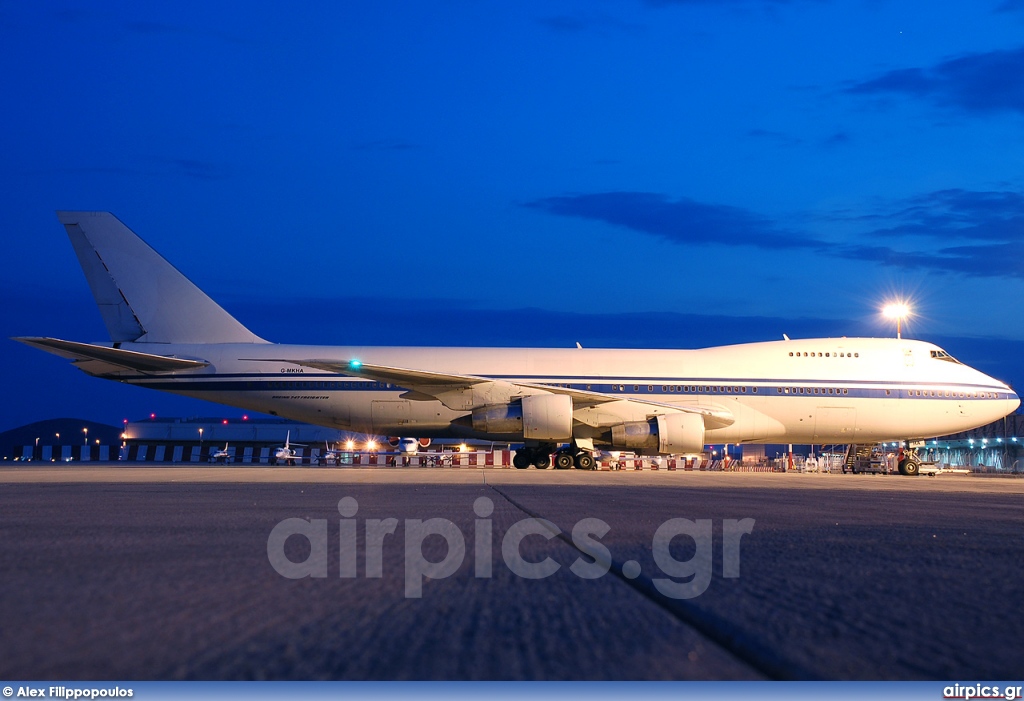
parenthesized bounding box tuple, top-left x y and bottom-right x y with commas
(513, 446, 596, 470)
(513, 447, 550, 469)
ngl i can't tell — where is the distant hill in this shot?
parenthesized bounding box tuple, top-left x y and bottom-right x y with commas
(1, 418, 121, 459)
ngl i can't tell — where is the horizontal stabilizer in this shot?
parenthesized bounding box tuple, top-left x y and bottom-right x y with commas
(14, 337, 209, 375)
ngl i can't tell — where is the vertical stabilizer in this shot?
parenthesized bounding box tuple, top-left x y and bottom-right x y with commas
(57, 211, 266, 344)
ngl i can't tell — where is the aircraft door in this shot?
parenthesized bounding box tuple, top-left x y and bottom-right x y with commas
(813, 407, 857, 442)
(372, 400, 411, 432)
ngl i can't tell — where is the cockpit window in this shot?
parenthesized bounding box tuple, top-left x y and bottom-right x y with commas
(930, 349, 962, 365)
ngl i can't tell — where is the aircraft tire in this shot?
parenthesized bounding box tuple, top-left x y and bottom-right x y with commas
(574, 453, 595, 470)
(554, 452, 574, 470)
(513, 451, 532, 469)
(533, 453, 552, 470)
(898, 457, 920, 476)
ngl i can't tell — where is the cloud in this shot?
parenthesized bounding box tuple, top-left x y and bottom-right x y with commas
(747, 128, 850, 148)
(821, 131, 851, 147)
(834, 189, 1024, 277)
(526, 191, 822, 250)
(846, 46, 1024, 115)
(644, 0, 805, 5)
(537, 15, 591, 32)
(123, 19, 248, 45)
(168, 159, 230, 181)
(124, 20, 191, 35)
(351, 139, 420, 151)
(995, 0, 1024, 12)
(32, 158, 230, 181)
(747, 128, 803, 147)
(861, 189, 1024, 241)
(536, 13, 644, 34)
(526, 188, 1024, 280)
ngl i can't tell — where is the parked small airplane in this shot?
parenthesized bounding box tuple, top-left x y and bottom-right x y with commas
(389, 437, 432, 454)
(273, 430, 304, 466)
(16, 212, 1020, 475)
(211, 443, 232, 464)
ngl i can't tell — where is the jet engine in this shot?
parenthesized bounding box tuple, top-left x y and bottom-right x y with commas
(465, 394, 573, 440)
(609, 413, 705, 454)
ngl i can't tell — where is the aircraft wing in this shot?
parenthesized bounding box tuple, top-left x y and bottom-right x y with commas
(275, 358, 733, 428)
(14, 336, 210, 375)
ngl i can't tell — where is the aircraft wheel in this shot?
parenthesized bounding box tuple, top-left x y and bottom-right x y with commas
(533, 453, 552, 470)
(554, 451, 574, 470)
(574, 453, 595, 470)
(513, 451, 532, 469)
(898, 457, 920, 476)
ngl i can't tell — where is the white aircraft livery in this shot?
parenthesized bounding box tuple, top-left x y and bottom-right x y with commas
(16, 212, 1020, 473)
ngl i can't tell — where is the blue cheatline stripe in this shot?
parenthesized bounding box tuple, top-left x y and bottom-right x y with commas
(126, 377, 1012, 400)
(117, 369, 1008, 389)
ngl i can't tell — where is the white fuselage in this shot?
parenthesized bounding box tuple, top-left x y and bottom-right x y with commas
(109, 337, 1018, 446)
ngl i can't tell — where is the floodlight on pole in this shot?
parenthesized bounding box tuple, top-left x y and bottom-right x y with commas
(883, 302, 910, 339)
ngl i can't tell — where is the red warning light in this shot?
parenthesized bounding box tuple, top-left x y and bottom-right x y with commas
(222, 419, 228, 425)
(149, 413, 156, 419)
(242, 415, 249, 421)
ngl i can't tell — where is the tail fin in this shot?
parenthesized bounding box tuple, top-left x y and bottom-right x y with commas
(57, 211, 266, 344)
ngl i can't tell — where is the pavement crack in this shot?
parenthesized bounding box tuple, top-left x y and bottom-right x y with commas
(488, 483, 819, 681)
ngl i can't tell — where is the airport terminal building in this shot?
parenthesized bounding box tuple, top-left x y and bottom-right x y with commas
(5, 413, 1022, 471)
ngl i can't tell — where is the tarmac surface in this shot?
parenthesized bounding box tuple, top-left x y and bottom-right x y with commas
(0, 466, 1021, 680)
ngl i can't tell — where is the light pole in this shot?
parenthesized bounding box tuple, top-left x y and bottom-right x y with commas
(883, 303, 910, 339)
(83, 427, 88, 445)
(199, 427, 204, 454)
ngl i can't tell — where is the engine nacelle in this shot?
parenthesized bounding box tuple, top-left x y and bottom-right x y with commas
(470, 403, 524, 434)
(610, 413, 705, 454)
(522, 394, 573, 441)
(468, 394, 573, 440)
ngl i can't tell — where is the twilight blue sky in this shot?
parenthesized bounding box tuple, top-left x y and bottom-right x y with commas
(3, 0, 1024, 430)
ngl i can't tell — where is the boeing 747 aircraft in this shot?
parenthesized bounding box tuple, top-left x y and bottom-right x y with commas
(16, 212, 1020, 474)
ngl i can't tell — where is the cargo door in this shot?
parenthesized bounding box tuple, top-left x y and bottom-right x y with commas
(813, 407, 857, 442)
(371, 400, 412, 431)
